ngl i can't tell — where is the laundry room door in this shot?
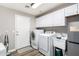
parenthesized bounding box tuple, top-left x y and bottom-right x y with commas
(15, 14, 30, 49)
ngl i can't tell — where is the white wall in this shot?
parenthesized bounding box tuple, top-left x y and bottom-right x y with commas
(30, 17, 36, 31)
(0, 6, 35, 51)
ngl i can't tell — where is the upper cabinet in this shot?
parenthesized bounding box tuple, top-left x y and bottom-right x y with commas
(64, 4, 78, 17)
(36, 4, 79, 28)
(36, 9, 65, 27)
(36, 14, 51, 27)
(52, 9, 65, 26)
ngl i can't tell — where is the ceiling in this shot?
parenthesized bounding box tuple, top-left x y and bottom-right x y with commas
(0, 3, 74, 16)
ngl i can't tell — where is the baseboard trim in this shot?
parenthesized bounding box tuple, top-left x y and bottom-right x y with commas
(8, 45, 31, 53)
(17, 45, 31, 50)
(8, 49, 16, 53)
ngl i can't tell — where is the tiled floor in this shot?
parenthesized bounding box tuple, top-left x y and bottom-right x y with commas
(11, 49, 44, 56)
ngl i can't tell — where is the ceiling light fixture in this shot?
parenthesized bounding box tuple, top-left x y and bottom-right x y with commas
(32, 3, 42, 8)
(25, 3, 42, 8)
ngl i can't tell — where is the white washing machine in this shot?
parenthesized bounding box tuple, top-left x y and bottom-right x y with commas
(31, 30, 44, 49)
(39, 33, 55, 56)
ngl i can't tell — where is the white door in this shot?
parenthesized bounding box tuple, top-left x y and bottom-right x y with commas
(15, 14, 30, 49)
